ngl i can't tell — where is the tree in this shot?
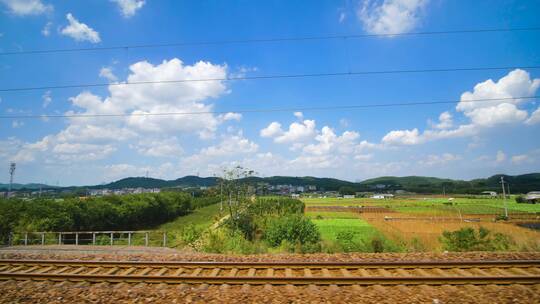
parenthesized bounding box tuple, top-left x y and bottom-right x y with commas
(218, 166, 256, 228)
(338, 186, 356, 195)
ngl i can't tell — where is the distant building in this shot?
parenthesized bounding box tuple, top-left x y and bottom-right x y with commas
(525, 191, 540, 203)
(481, 191, 497, 198)
(371, 194, 394, 199)
(343, 195, 355, 199)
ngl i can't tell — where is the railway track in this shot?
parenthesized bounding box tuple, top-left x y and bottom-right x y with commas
(0, 259, 539, 286)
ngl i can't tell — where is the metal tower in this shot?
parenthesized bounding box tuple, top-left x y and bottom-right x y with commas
(9, 162, 16, 192)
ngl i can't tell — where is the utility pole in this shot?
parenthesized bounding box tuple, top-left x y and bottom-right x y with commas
(8, 162, 16, 194)
(500, 176, 508, 218)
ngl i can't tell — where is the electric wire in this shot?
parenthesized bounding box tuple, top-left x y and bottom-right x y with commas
(1, 65, 539, 92)
(1, 26, 539, 56)
(1, 96, 537, 120)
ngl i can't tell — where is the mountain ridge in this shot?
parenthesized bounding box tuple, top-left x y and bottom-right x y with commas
(2, 173, 539, 193)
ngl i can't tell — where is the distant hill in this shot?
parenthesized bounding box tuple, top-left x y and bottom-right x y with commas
(3, 173, 539, 194)
(0, 183, 56, 191)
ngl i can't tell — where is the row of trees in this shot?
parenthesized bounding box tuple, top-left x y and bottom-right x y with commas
(0, 192, 219, 243)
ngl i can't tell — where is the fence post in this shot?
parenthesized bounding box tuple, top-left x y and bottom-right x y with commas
(145, 232, 149, 246)
(24, 232, 28, 246)
(110, 232, 113, 246)
(58, 233, 62, 245)
(41, 233, 45, 245)
(92, 233, 96, 245)
(75, 233, 79, 245)
(163, 232, 166, 247)
(128, 233, 131, 246)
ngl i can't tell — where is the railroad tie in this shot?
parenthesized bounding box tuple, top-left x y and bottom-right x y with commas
(284, 268, 296, 292)
(263, 268, 273, 291)
(340, 268, 361, 291)
(321, 268, 339, 293)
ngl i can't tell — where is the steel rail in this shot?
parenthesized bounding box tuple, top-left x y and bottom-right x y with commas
(1, 272, 539, 286)
(0, 259, 538, 269)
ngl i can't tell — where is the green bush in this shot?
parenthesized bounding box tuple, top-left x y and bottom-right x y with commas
(224, 213, 257, 241)
(264, 215, 320, 247)
(440, 227, 514, 252)
(248, 198, 304, 217)
(515, 196, 527, 204)
(371, 236, 384, 253)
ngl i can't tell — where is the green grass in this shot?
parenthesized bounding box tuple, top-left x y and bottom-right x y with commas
(312, 218, 379, 243)
(306, 211, 359, 219)
(158, 203, 222, 231)
(302, 197, 540, 215)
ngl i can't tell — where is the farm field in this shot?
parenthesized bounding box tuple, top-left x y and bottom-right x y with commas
(364, 213, 540, 251)
(303, 197, 540, 216)
(303, 197, 540, 252)
(306, 211, 396, 251)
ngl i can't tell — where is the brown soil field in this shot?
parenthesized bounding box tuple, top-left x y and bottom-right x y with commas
(363, 213, 540, 251)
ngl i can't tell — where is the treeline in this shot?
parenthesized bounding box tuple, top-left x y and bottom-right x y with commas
(0, 193, 220, 243)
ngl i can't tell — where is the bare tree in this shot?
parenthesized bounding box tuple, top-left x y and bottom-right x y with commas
(217, 166, 255, 224)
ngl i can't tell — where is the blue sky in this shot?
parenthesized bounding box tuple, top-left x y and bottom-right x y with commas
(1, 0, 540, 185)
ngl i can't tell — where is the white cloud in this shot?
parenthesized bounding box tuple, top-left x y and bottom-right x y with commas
(526, 107, 540, 125)
(382, 128, 422, 145)
(294, 111, 304, 120)
(457, 69, 540, 126)
(1, 0, 52, 16)
(302, 127, 359, 156)
(41, 21, 52, 36)
(511, 154, 529, 164)
(358, 0, 428, 35)
(12, 120, 24, 128)
(219, 112, 242, 122)
(42, 90, 51, 108)
(271, 119, 317, 143)
(418, 153, 461, 166)
(496, 150, 506, 163)
(381, 69, 540, 147)
(430, 111, 453, 129)
(131, 137, 183, 157)
(99, 67, 118, 82)
(111, 0, 145, 18)
(4, 57, 231, 166)
(61, 13, 101, 43)
(260, 122, 283, 138)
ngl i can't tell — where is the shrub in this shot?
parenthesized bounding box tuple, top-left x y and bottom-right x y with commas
(336, 231, 358, 252)
(515, 196, 527, 204)
(248, 198, 304, 217)
(440, 227, 514, 252)
(179, 224, 202, 247)
(264, 215, 320, 247)
(224, 213, 256, 241)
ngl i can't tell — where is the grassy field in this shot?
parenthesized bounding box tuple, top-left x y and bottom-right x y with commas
(302, 197, 540, 215)
(306, 210, 397, 251)
(158, 203, 222, 231)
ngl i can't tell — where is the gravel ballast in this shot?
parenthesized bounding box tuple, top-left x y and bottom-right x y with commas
(1, 246, 539, 303)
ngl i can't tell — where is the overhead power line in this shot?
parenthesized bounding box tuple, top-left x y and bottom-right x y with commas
(1, 65, 539, 92)
(1, 26, 539, 56)
(1, 96, 537, 120)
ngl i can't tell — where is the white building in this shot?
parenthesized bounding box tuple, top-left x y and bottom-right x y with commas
(371, 194, 394, 199)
